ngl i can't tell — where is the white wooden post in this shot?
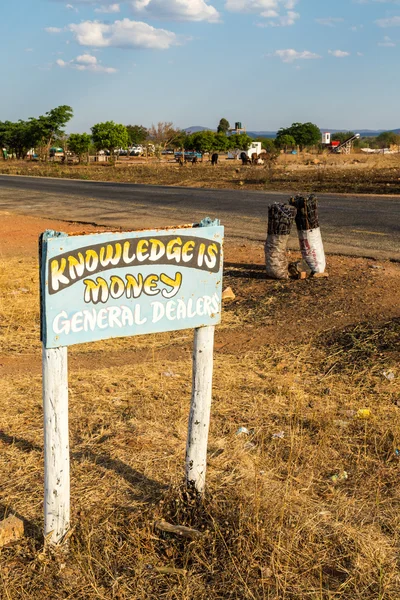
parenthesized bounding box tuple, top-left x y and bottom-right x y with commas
(42, 345, 70, 544)
(185, 325, 215, 493)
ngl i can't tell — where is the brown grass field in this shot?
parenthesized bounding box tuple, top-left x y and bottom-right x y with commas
(1, 153, 400, 194)
(0, 212, 400, 599)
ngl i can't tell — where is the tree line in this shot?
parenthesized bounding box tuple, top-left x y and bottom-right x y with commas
(1, 108, 399, 163)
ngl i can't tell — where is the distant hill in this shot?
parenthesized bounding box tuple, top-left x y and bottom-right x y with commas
(185, 126, 400, 138)
(184, 126, 214, 133)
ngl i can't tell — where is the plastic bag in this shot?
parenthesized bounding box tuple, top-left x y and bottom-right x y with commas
(265, 234, 290, 279)
(297, 228, 326, 274)
(264, 203, 297, 279)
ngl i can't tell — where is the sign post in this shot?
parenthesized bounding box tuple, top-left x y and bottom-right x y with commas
(186, 325, 215, 493)
(42, 346, 70, 543)
(40, 219, 223, 544)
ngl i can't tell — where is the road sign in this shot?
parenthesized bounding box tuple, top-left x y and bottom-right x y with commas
(39, 219, 224, 544)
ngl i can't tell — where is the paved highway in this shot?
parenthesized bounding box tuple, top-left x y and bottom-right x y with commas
(0, 175, 399, 260)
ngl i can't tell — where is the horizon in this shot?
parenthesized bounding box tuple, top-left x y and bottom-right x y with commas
(1, 1, 400, 133)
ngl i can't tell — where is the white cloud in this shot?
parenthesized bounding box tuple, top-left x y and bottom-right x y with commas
(376, 15, 400, 26)
(56, 53, 117, 72)
(357, 51, 364, 55)
(131, 0, 220, 22)
(315, 17, 344, 27)
(25, 48, 34, 52)
(68, 18, 179, 49)
(226, 0, 299, 26)
(95, 3, 120, 13)
(271, 48, 321, 62)
(350, 24, 364, 31)
(378, 35, 396, 45)
(66, 3, 78, 11)
(45, 26, 63, 33)
(328, 49, 350, 57)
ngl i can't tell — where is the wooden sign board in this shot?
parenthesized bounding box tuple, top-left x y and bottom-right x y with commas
(40, 223, 223, 348)
(39, 219, 224, 544)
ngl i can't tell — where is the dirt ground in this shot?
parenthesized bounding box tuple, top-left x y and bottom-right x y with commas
(1, 211, 400, 599)
(1, 153, 400, 194)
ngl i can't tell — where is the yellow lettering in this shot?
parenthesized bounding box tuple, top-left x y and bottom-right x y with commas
(68, 253, 85, 280)
(197, 243, 206, 267)
(85, 249, 99, 273)
(122, 241, 135, 263)
(166, 237, 182, 262)
(144, 274, 160, 296)
(204, 243, 218, 269)
(182, 240, 195, 262)
(99, 243, 122, 267)
(110, 275, 125, 299)
(126, 274, 143, 298)
(160, 272, 182, 299)
(137, 240, 150, 262)
(149, 238, 165, 261)
(83, 277, 109, 304)
(50, 258, 69, 292)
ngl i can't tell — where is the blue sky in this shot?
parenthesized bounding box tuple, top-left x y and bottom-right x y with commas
(1, 0, 399, 132)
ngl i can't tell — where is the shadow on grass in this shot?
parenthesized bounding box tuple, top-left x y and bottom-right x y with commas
(224, 262, 268, 280)
(0, 431, 166, 507)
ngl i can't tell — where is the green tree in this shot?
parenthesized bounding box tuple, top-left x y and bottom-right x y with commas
(68, 133, 92, 163)
(214, 132, 229, 152)
(189, 131, 216, 154)
(227, 133, 252, 151)
(217, 118, 230, 134)
(259, 137, 278, 152)
(7, 121, 37, 159)
(376, 131, 400, 149)
(126, 124, 147, 146)
(91, 121, 129, 160)
(31, 105, 73, 159)
(275, 134, 295, 152)
(0, 121, 13, 158)
(170, 130, 190, 150)
(276, 122, 320, 151)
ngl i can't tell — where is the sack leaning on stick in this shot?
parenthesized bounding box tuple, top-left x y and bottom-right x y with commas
(264, 203, 297, 279)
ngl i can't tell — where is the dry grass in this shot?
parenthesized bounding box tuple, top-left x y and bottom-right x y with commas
(1, 153, 400, 194)
(1, 247, 400, 598)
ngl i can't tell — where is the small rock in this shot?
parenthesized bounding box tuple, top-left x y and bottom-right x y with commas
(300, 271, 307, 280)
(288, 260, 312, 278)
(272, 431, 285, 439)
(222, 286, 236, 302)
(312, 272, 329, 278)
(0, 515, 24, 547)
(370, 265, 384, 270)
(383, 371, 395, 382)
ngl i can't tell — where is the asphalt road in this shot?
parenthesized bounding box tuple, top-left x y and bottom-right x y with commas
(0, 174, 399, 260)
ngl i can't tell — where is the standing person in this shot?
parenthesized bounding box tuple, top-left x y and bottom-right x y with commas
(211, 152, 218, 166)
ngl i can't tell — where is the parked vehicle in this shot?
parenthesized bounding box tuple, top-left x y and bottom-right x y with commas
(174, 151, 202, 162)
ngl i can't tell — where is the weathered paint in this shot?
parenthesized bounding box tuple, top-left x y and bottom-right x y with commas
(40, 223, 224, 348)
(42, 345, 70, 544)
(185, 325, 215, 493)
